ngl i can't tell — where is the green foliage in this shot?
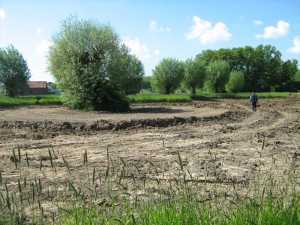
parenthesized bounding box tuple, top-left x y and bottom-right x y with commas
(0, 45, 31, 97)
(109, 45, 144, 94)
(250, 45, 281, 91)
(294, 70, 300, 82)
(204, 60, 230, 93)
(88, 79, 130, 112)
(197, 45, 299, 92)
(184, 57, 206, 94)
(279, 59, 298, 84)
(48, 16, 142, 112)
(147, 44, 298, 95)
(225, 70, 245, 93)
(151, 58, 184, 94)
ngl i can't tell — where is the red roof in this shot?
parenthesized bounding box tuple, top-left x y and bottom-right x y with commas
(26, 81, 47, 88)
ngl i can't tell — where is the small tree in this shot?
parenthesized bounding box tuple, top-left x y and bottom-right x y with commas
(151, 58, 184, 94)
(184, 57, 206, 94)
(225, 70, 245, 93)
(0, 45, 31, 97)
(204, 60, 230, 93)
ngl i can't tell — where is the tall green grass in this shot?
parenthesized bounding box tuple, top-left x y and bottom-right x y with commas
(0, 95, 62, 107)
(128, 92, 300, 103)
(128, 93, 191, 103)
(58, 178, 300, 225)
(191, 92, 295, 100)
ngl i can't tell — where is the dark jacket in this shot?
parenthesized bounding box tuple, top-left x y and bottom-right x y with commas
(250, 95, 258, 102)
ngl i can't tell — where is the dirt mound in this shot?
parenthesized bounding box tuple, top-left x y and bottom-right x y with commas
(0, 109, 248, 140)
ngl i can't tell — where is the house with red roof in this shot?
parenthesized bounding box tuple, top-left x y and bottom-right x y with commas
(20, 81, 51, 95)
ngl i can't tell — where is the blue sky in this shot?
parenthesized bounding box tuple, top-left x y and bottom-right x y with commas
(0, 0, 300, 82)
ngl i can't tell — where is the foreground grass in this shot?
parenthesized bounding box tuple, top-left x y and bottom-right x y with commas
(59, 189, 300, 225)
(1, 145, 300, 224)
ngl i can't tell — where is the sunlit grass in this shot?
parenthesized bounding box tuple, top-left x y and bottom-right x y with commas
(128, 92, 299, 103)
(58, 182, 300, 225)
(1, 92, 298, 106)
(127, 93, 191, 103)
(0, 95, 62, 106)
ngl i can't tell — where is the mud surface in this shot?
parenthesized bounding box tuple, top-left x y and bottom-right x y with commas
(1, 98, 300, 221)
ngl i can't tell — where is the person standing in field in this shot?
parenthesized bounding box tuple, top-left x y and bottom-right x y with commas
(250, 92, 258, 112)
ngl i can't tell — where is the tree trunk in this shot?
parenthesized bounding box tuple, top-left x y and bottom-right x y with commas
(192, 85, 196, 95)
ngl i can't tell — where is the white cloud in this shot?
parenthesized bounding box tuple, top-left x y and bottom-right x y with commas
(36, 28, 42, 34)
(123, 38, 150, 58)
(256, 20, 290, 39)
(287, 36, 300, 54)
(185, 16, 232, 45)
(253, 20, 263, 26)
(123, 38, 160, 59)
(0, 8, 5, 20)
(36, 40, 52, 55)
(149, 20, 171, 32)
(149, 21, 156, 31)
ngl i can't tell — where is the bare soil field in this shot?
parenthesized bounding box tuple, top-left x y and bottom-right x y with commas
(1, 97, 300, 221)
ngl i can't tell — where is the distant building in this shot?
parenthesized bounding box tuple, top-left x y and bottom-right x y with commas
(20, 81, 50, 95)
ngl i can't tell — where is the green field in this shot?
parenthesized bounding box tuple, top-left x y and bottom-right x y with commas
(128, 92, 299, 103)
(0, 92, 299, 107)
(0, 95, 62, 107)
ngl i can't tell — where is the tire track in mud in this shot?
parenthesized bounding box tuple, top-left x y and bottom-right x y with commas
(208, 105, 300, 185)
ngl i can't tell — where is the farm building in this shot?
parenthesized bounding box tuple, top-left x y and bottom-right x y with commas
(20, 81, 51, 95)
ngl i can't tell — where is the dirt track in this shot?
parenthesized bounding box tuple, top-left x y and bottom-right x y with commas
(0, 98, 300, 220)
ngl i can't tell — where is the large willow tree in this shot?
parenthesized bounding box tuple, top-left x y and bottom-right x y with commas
(48, 16, 144, 112)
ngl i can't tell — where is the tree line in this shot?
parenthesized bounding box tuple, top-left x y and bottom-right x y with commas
(150, 46, 300, 95)
(0, 15, 299, 112)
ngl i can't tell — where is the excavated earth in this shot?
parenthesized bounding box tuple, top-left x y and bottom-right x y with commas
(0, 97, 300, 221)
